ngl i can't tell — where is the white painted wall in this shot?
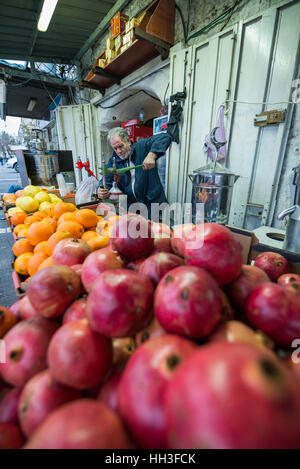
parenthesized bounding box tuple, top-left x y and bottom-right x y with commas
(167, 0, 300, 229)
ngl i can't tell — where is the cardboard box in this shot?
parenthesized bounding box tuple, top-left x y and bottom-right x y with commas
(114, 34, 122, 52)
(123, 30, 135, 45)
(120, 44, 129, 54)
(105, 49, 116, 61)
(125, 17, 139, 33)
(98, 58, 106, 68)
(111, 11, 129, 39)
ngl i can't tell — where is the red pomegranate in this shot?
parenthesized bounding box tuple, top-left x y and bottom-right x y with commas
(8, 301, 20, 318)
(0, 318, 58, 387)
(112, 337, 136, 366)
(209, 320, 273, 350)
(17, 295, 39, 320)
(254, 251, 289, 281)
(151, 222, 172, 238)
(26, 265, 81, 318)
(97, 367, 123, 413)
(150, 235, 173, 254)
(0, 387, 22, 423)
(0, 307, 18, 338)
(111, 214, 154, 260)
(18, 369, 81, 437)
(135, 316, 166, 347)
(165, 342, 300, 449)
(246, 283, 300, 347)
(52, 238, 91, 266)
(0, 422, 24, 449)
(139, 252, 184, 285)
(154, 266, 222, 339)
(171, 223, 194, 257)
(81, 246, 124, 293)
(24, 399, 133, 449)
(225, 265, 270, 314)
(62, 298, 87, 324)
(220, 290, 235, 322)
(118, 334, 197, 448)
(278, 273, 300, 287)
(184, 223, 243, 285)
(87, 269, 154, 337)
(47, 319, 113, 390)
(70, 264, 86, 296)
(126, 258, 146, 271)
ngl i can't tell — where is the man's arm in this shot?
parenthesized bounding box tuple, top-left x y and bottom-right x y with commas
(142, 133, 172, 170)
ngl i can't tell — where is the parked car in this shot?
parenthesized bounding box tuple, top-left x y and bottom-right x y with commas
(6, 157, 19, 173)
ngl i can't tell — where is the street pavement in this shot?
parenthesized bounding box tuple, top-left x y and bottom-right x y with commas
(0, 165, 21, 307)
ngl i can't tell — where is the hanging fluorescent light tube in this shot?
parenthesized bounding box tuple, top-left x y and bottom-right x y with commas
(37, 0, 58, 32)
(27, 98, 37, 112)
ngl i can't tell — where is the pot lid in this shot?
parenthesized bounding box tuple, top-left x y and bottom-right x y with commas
(192, 161, 237, 176)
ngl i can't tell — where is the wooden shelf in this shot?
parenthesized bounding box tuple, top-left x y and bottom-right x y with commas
(83, 28, 170, 93)
(81, 0, 174, 94)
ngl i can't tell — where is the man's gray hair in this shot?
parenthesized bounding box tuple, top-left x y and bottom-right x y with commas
(107, 127, 130, 145)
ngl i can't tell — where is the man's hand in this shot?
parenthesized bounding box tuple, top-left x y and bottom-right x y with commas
(143, 152, 157, 170)
(97, 186, 110, 200)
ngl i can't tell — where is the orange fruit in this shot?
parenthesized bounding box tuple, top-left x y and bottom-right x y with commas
(41, 217, 57, 231)
(87, 234, 109, 251)
(33, 241, 48, 255)
(81, 231, 98, 243)
(14, 223, 27, 235)
(3, 194, 16, 203)
(27, 222, 55, 246)
(13, 238, 34, 257)
(38, 256, 53, 271)
(57, 221, 84, 239)
(53, 202, 76, 219)
(11, 212, 27, 226)
(45, 204, 55, 217)
(96, 219, 111, 235)
(57, 212, 76, 224)
(15, 190, 24, 198)
(17, 227, 29, 238)
(28, 252, 49, 276)
(108, 215, 120, 225)
(74, 209, 98, 228)
(14, 252, 34, 276)
(46, 230, 73, 256)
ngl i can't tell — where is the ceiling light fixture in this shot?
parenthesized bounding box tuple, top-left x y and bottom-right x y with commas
(27, 98, 37, 112)
(37, 0, 58, 32)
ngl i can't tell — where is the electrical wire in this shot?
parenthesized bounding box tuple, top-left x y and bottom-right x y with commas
(7, 78, 33, 87)
(186, 0, 244, 42)
(98, 89, 161, 109)
(164, 82, 170, 106)
(141, 90, 161, 102)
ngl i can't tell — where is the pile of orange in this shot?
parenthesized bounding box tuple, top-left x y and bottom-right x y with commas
(11, 202, 117, 279)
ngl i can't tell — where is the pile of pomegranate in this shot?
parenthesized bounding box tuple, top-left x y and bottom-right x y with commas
(1, 215, 300, 449)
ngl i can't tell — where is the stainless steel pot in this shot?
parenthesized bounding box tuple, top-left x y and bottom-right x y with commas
(188, 162, 239, 224)
(278, 205, 300, 253)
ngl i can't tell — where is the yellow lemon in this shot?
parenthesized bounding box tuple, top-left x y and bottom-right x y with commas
(16, 196, 39, 213)
(34, 191, 51, 203)
(23, 185, 41, 198)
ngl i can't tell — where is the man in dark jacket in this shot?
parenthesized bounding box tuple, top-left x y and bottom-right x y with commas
(97, 127, 172, 218)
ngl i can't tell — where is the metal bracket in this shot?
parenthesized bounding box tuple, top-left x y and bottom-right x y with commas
(254, 109, 286, 127)
(133, 28, 171, 60)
